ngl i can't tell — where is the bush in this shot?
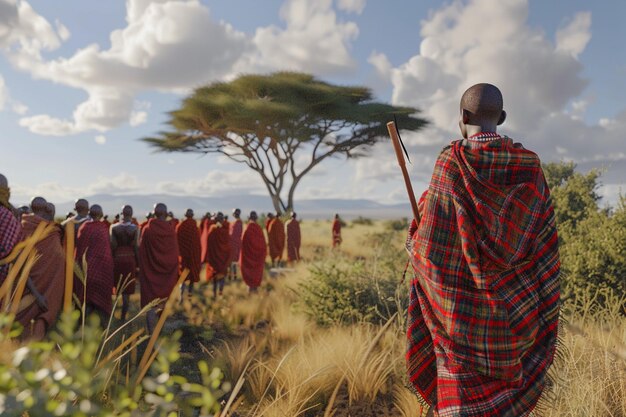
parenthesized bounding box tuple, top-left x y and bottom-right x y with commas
(0, 311, 226, 416)
(297, 231, 409, 326)
(351, 216, 373, 226)
(385, 217, 409, 231)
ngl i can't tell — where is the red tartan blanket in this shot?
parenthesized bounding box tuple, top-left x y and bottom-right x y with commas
(407, 137, 561, 417)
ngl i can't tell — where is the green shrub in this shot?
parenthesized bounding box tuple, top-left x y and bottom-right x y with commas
(0, 311, 226, 416)
(385, 217, 409, 231)
(297, 231, 409, 326)
(351, 216, 373, 226)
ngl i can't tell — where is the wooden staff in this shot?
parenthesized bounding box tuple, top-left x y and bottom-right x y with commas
(387, 121, 420, 224)
(63, 221, 75, 313)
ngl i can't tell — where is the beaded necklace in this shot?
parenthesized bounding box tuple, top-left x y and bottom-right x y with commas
(467, 132, 502, 142)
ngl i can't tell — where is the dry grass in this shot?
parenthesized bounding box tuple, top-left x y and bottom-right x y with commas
(200, 221, 626, 416)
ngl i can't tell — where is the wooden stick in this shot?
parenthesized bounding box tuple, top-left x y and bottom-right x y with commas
(387, 121, 420, 224)
(63, 221, 75, 313)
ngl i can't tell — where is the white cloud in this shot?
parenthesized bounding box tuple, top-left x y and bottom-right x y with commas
(360, 0, 623, 206)
(157, 170, 263, 196)
(11, 101, 27, 114)
(8, 0, 250, 135)
(235, 0, 360, 75)
(129, 111, 147, 127)
(0, 73, 7, 111)
(94, 134, 107, 145)
(556, 12, 592, 58)
(10, 172, 142, 203)
(337, 0, 366, 15)
(3, 0, 362, 136)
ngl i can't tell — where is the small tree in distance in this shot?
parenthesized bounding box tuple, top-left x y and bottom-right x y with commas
(145, 72, 427, 212)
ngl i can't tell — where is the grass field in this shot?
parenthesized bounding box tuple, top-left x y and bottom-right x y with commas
(171, 220, 626, 416)
(1, 219, 624, 416)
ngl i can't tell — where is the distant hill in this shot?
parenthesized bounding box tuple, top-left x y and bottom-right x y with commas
(52, 193, 411, 220)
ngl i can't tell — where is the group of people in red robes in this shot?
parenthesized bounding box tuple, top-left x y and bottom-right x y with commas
(0, 176, 306, 339)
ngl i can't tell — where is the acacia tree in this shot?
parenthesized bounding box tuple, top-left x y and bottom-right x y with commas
(145, 72, 427, 212)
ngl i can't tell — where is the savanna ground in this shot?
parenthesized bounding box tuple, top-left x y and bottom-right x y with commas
(1, 213, 624, 416)
(160, 219, 626, 416)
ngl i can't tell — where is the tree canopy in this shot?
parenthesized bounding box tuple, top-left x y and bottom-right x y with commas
(145, 72, 427, 212)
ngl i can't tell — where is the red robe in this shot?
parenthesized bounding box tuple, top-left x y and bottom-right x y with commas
(332, 219, 342, 247)
(229, 218, 243, 263)
(111, 223, 138, 294)
(102, 219, 111, 229)
(268, 218, 285, 261)
(18, 214, 65, 339)
(75, 220, 115, 315)
(407, 137, 561, 416)
(240, 222, 266, 289)
(206, 222, 231, 280)
(176, 218, 202, 283)
(169, 218, 179, 229)
(286, 219, 301, 261)
(139, 218, 179, 307)
(200, 218, 214, 263)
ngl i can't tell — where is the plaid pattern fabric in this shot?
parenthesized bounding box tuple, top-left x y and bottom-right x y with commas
(407, 137, 561, 417)
(0, 206, 22, 282)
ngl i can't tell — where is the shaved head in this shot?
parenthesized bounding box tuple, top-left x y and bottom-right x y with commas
(75, 199, 89, 216)
(233, 208, 241, 218)
(185, 208, 194, 218)
(0, 173, 7, 188)
(154, 203, 167, 220)
(89, 204, 103, 220)
(44, 202, 56, 221)
(30, 196, 47, 216)
(249, 211, 258, 221)
(460, 83, 503, 118)
(122, 205, 133, 218)
(459, 83, 506, 138)
(215, 211, 224, 222)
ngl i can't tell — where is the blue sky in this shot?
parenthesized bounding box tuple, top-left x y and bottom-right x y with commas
(0, 0, 624, 210)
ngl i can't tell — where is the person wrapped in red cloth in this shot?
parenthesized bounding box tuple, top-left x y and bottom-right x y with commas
(139, 203, 179, 333)
(331, 213, 342, 248)
(240, 211, 266, 293)
(18, 198, 65, 340)
(286, 212, 301, 264)
(406, 84, 560, 417)
(75, 204, 115, 325)
(0, 174, 21, 283)
(199, 212, 214, 266)
(110, 205, 139, 321)
(177, 208, 201, 298)
(228, 208, 243, 280)
(267, 212, 285, 267)
(205, 212, 230, 298)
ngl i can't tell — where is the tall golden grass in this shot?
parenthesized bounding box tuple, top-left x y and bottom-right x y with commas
(199, 220, 626, 416)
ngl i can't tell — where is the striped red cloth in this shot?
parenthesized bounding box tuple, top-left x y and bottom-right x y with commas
(75, 220, 115, 315)
(0, 206, 21, 282)
(407, 136, 560, 417)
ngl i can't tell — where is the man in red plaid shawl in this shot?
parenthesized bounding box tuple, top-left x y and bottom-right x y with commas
(406, 84, 560, 417)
